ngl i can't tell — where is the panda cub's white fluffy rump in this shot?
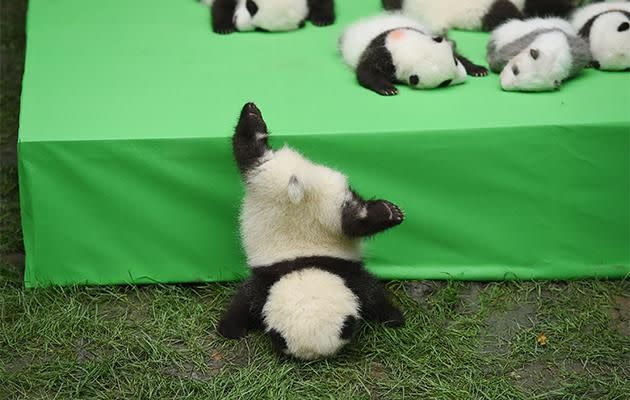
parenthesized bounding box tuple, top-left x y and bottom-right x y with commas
(487, 17, 591, 91)
(218, 103, 406, 360)
(339, 13, 487, 96)
(571, 1, 630, 71)
(262, 268, 360, 360)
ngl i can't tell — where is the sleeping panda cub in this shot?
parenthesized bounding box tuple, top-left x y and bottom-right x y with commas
(202, 0, 335, 34)
(487, 17, 591, 91)
(218, 103, 406, 360)
(382, 0, 580, 33)
(339, 14, 488, 96)
(571, 1, 630, 71)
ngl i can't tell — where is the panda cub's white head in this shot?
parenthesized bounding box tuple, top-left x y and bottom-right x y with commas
(233, 0, 309, 32)
(500, 31, 572, 91)
(571, 2, 630, 71)
(589, 12, 630, 70)
(232, 103, 405, 267)
(387, 29, 468, 89)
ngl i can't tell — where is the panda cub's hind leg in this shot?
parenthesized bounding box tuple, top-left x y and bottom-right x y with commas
(268, 329, 289, 356)
(211, 0, 237, 34)
(308, 0, 335, 26)
(361, 284, 405, 328)
(217, 278, 262, 339)
(232, 102, 271, 177)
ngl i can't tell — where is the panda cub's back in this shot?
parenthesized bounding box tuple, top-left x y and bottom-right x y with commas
(262, 267, 360, 360)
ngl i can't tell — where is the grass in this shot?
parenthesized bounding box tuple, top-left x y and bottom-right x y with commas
(1, 1, 628, 399)
(1, 276, 629, 399)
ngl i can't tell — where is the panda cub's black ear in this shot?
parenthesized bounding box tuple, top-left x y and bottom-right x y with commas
(245, 0, 258, 16)
(288, 175, 304, 204)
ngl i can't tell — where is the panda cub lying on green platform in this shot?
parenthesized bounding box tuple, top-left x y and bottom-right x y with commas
(339, 14, 488, 96)
(202, 0, 335, 34)
(218, 103, 405, 360)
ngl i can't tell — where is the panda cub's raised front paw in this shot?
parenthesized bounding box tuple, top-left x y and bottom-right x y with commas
(372, 200, 404, 224)
(365, 200, 404, 232)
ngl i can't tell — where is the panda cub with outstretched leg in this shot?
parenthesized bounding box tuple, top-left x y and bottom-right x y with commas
(571, 1, 630, 71)
(202, 0, 335, 34)
(382, 0, 579, 33)
(487, 17, 591, 91)
(339, 14, 488, 96)
(218, 103, 406, 360)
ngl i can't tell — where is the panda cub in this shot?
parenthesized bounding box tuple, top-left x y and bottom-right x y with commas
(487, 17, 591, 91)
(202, 0, 335, 34)
(339, 14, 488, 96)
(218, 103, 406, 360)
(571, 1, 630, 71)
(382, 0, 579, 33)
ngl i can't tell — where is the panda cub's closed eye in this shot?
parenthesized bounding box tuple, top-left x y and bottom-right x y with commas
(619, 22, 630, 32)
(246, 0, 258, 16)
(530, 48, 539, 60)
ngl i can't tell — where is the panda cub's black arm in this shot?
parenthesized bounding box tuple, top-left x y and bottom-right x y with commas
(342, 192, 404, 237)
(356, 64, 399, 96)
(212, 0, 237, 34)
(455, 53, 489, 77)
(308, 0, 335, 26)
(355, 37, 399, 96)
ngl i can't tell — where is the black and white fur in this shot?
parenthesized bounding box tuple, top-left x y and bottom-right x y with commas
(487, 17, 591, 91)
(201, 0, 335, 34)
(571, 1, 630, 71)
(218, 103, 405, 360)
(382, 0, 580, 33)
(339, 14, 488, 96)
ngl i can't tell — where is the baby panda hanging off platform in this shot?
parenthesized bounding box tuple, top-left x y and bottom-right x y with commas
(487, 17, 591, 91)
(571, 1, 630, 71)
(217, 103, 406, 360)
(339, 13, 488, 96)
(202, 0, 335, 34)
(382, 0, 580, 33)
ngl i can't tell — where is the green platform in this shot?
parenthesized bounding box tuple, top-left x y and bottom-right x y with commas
(19, 0, 630, 287)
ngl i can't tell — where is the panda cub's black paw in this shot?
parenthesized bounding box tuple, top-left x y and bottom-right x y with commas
(368, 200, 404, 229)
(217, 318, 248, 339)
(372, 83, 398, 96)
(214, 27, 236, 34)
(382, 307, 405, 328)
(311, 17, 335, 27)
(237, 102, 268, 137)
(468, 64, 488, 77)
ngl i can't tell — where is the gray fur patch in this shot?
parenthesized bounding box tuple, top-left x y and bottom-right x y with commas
(486, 28, 591, 78)
(566, 34, 592, 77)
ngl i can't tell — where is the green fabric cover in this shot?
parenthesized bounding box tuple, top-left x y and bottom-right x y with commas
(19, 0, 630, 287)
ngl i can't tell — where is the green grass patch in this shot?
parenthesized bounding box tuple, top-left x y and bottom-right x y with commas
(2, 270, 628, 400)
